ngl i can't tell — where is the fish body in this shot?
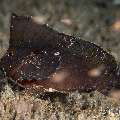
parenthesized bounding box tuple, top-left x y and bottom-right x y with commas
(0, 14, 119, 95)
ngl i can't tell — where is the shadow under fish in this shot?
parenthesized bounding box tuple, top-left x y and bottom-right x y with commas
(0, 13, 120, 96)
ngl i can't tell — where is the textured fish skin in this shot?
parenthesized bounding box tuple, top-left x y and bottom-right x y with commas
(0, 13, 119, 95)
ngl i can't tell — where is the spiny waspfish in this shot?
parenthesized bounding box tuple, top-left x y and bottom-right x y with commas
(0, 14, 120, 95)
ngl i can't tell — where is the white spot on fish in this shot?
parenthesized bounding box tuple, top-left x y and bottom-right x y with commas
(54, 52, 60, 56)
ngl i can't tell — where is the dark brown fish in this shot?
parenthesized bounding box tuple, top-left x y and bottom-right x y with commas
(0, 14, 119, 95)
